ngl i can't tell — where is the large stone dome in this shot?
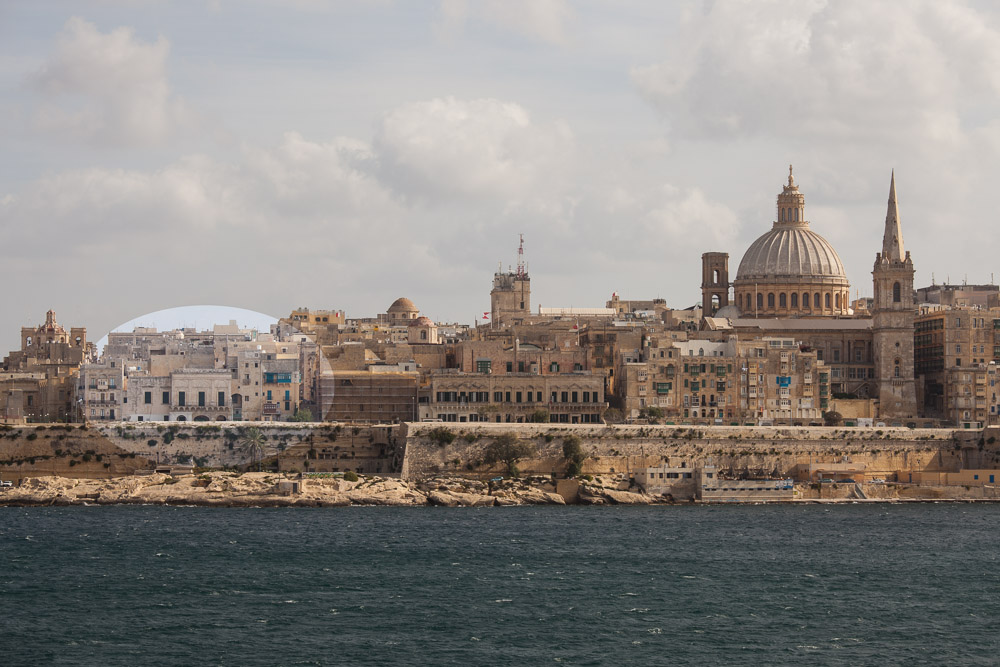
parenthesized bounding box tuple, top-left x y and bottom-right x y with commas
(731, 167, 851, 318)
(736, 226, 846, 281)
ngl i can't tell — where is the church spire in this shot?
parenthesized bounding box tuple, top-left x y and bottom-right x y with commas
(882, 170, 905, 262)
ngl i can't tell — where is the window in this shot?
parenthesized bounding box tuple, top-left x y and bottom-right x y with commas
(144, 391, 152, 405)
(163, 391, 169, 404)
(815, 293, 820, 308)
(791, 293, 798, 308)
(803, 293, 809, 308)
(893, 282, 901, 303)
(767, 293, 775, 308)
(515, 392, 522, 403)
(198, 391, 206, 407)
(757, 293, 763, 310)
(825, 293, 831, 308)
(178, 391, 185, 407)
(779, 293, 787, 308)
(572, 392, 578, 403)
(267, 390, 272, 401)
(218, 392, 226, 406)
(477, 360, 491, 374)
(506, 362, 513, 373)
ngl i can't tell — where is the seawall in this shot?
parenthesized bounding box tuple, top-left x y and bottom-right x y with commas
(399, 422, 1000, 483)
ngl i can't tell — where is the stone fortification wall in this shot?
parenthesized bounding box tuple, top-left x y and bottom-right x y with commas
(92, 423, 400, 472)
(0, 424, 151, 482)
(400, 422, 999, 482)
(0, 423, 402, 480)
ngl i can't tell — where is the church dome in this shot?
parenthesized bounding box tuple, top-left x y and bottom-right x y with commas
(387, 297, 417, 313)
(736, 226, 846, 280)
(408, 316, 434, 328)
(731, 166, 851, 318)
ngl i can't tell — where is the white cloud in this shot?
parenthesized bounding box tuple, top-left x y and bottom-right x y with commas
(373, 96, 576, 203)
(631, 1, 1000, 151)
(28, 17, 190, 146)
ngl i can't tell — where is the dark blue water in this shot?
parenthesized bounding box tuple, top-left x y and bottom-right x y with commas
(1, 505, 998, 666)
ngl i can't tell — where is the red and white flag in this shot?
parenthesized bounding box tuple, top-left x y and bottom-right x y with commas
(482, 312, 490, 320)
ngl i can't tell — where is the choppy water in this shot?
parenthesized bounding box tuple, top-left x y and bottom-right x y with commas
(1, 504, 999, 666)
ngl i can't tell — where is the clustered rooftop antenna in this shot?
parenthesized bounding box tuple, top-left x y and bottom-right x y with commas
(516, 233, 526, 278)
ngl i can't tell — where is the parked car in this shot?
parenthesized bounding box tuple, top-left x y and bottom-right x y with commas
(869, 478, 886, 484)
(0, 480, 12, 488)
(839, 478, 857, 484)
(818, 478, 835, 484)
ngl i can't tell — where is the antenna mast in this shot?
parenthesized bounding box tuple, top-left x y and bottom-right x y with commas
(516, 233, 526, 278)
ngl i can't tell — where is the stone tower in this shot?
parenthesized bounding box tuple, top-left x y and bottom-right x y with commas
(490, 236, 531, 326)
(872, 171, 917, 418)
(701, 252, 730, 316)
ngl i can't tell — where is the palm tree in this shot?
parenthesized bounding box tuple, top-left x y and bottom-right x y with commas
(240, 426, 267, 471)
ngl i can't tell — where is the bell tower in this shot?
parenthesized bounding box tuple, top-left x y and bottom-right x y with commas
(872, 171, 917, 418)
(701, 252, 730, 316)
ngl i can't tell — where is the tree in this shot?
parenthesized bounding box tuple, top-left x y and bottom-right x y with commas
(603, 408, 624, 424)
(240, 426, 267, 471)
(289, 408, 313, 422)
(640, 406, 664, 423)
(528, 409, 550, 423)
(483, 433, 535, 477)
(823, 411, 844, 427)
(562, 435, 586, 477)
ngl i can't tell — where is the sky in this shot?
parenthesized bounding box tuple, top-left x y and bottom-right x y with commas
(3, 0, 1000, 353)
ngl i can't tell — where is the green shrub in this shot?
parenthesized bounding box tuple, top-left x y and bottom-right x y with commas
(148, 439, 157, 447)
(26, 432, 38, 441)
(427, 426, 456, 446)
(343, 471, 359, 482)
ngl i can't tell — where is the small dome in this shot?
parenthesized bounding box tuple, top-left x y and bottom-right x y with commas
(408, 316, 434, 328)
(387, 297, 417, 313)
(736, 226, 846, 281)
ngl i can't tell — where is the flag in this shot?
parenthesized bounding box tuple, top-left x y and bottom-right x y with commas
(482, 312, 490, 320)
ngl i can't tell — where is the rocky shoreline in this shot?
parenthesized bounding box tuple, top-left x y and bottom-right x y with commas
(0, 472, 676, 508)
(3, 471, 997, 507)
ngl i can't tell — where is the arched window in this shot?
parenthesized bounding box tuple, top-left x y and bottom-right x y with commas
(790, 293, 798, 308)
(825, 293, 831, 308)
(757, 293, 764, 310)
(802, 293, 809, 308)
(420, 330, 427, 340)
(893, 282, 901, 303)
(767, 293, 775, 308)
(894, 359, 901, 378)
(794, 207, 799, 222)
(779, 293, 787, 308)
(713, 269, 720, 283)
(815, 293, 821, 308)
(835, 293, 840, 309)
(780, 208, 785, 222)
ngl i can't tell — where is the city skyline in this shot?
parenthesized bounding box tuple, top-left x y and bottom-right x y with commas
(4, 2, 1000, 354)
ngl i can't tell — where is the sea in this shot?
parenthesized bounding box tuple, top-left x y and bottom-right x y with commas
(1, 504, 998, 666)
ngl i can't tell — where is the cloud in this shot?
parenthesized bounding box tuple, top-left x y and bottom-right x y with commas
(631, 1, 1000, 151)
(373, 96, 576, 203)
(28, 17, 190, 146)
(435, 0, 572, 44)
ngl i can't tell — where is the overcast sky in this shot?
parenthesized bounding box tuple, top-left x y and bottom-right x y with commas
(2, 0, 999, 353)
